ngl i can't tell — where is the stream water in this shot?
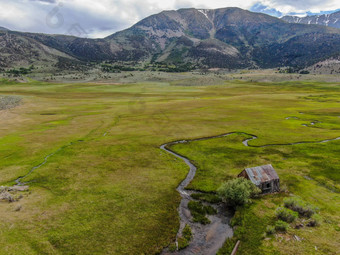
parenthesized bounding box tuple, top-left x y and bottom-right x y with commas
(12, 127, 340, 254)
(15, 149, 64, 186)
(161, 132, 340, 254)
(15, 141, 79, 186)
(160, 134, 234, 255)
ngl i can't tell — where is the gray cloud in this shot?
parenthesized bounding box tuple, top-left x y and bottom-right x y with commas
(30, 0, 57, 3)
(0, 0, 338, 38)
(261, 0, 339, 13)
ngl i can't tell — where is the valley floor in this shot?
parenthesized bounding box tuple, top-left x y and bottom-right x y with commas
(0, 76, 339, 254)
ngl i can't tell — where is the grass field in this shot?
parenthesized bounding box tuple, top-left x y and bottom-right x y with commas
(0, 75, 339, 254)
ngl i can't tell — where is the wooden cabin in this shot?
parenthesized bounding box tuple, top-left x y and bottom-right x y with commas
(238, 164, 280, 193)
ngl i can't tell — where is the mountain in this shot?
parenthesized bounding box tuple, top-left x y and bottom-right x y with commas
(107, 7, 340, 68)
(282, 11, 340, 29)
(0, 31, 79, 68)
(1, 7, 340, 70)
(0, 27, 9, 31)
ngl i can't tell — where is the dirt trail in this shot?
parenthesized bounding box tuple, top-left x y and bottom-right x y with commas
(161, 132, 340, 254)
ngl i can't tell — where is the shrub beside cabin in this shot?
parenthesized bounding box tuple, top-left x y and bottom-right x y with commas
(238, 164, 280, 194)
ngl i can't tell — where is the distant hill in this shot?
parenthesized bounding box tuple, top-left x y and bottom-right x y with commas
(306, 56, 340, 74)
(0, 27, 9, 31)
(1, 7, 340, 70)
(0, 31, 77, 68)
(282, 11, 340, 29)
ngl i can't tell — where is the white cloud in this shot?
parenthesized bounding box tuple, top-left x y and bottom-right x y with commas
(0, 0, 339, 38)
(261, 0, 340, 14)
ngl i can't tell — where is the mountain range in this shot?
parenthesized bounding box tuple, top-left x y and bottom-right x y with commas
(282, 10, 340, 29)
(1, 7, 340, 70)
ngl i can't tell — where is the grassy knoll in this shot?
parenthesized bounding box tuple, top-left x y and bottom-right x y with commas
(0, 77, 339, 254)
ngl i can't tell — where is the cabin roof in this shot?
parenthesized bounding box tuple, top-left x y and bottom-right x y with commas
(243, 164, 279, 186)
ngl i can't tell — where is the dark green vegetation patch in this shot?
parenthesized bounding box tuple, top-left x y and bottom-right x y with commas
(188, 201, 217, 224)
(190, 193, 221, 203)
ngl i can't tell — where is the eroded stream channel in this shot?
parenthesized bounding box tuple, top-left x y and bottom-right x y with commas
(161, 132, 340, 255)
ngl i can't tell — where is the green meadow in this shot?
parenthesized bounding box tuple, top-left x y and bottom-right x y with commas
(0, 77, 339, 254)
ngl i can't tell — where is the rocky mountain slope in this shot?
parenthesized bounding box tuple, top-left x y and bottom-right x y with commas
(282, 11, 340, 29)
(0, 31, 80, 68)
(1, 8, 340, 70)
(306, 56, 340, 74)
(107, 8, 340, 68)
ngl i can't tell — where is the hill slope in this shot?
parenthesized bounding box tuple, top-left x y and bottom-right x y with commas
(0, 31, 76, 68)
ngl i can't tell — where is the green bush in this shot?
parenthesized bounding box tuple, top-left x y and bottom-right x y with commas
(205, 205, 217, 215)
(217, 178, 261, 207)
(266, 225, 275, 235)
(182, 224, 192, 241)
(194, 214, 210, 225)
(284, 197, 318, 218)
(188, 201, 216, 224)
(299, 70, 310, 74)
(307, 214, 322, 227)
(275, 220, 289, 232)
(169, 243, 177, 252)
(177, 237, 189, 250)
(275, 207, 298, 223)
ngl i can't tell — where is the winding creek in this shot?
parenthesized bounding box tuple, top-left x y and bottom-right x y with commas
(14, 119, 116, 186)
(15, 147, 65, 186)
(15, 141, 77, 186)
(10, 124, 340, 254)
(161, 132, 340, 254)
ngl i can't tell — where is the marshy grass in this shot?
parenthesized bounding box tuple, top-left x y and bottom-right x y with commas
(188, 201, 217, 224)
(0, 77, 339, 254)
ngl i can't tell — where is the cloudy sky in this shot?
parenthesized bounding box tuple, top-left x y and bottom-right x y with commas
(0, 0, 339, 38)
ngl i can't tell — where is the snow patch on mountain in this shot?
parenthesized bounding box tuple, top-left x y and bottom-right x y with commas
(198, 9, 209, 20)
